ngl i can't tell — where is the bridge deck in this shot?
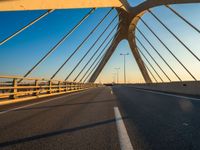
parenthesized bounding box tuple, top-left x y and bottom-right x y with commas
(0, 86, 200, 149)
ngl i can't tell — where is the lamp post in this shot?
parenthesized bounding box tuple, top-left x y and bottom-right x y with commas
(114, 67, 120, 84)
(120, 53, 129, 83)
(112, 73, 116, 83)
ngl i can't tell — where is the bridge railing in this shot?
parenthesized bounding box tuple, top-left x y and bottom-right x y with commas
(0, 75, 101, 101)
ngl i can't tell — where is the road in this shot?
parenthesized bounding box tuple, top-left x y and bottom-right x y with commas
(0, 86, 200, 150)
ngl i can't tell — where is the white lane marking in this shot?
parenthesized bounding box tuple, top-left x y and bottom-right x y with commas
(0, 90, 89, 115)
(111, 90, 113, 95)
(114, 107, 133, 150)
(135, 88, 200, 101)
(109, 86, 113, 95)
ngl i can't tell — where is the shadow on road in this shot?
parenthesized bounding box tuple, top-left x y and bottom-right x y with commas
(0, 118, 121, 148)
(112, 86, 200, 150)
(14, 99, 115, 111)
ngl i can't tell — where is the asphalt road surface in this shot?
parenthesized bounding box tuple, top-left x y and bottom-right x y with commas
(1, 86, 200, 150)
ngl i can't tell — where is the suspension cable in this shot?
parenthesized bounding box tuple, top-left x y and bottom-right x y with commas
(80, 31, 120, 83)
(148, 9, 200, 62)
(0, 9, 54, 46)
(137, 46, 164, 82)
(137, 16, 197, 81)
(135, 36, 171, 82)
(20, 8, 95, 82)
(74, 24, 121, 82)
(136, 18, 182, 81)
(51, 8, 114, 80)
(65, 12, 121, 81)
(165, 5, 200, 34)
(145, 62, 158, 83)
(83, 52, 105, 83)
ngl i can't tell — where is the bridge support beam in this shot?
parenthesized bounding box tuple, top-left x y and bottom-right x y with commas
(89, 35, 122, 83)
(0, 0, 122, 12)
(128, 35, 152, 83)
(88, 36, 152, 83)
(89, 9, 152, 83)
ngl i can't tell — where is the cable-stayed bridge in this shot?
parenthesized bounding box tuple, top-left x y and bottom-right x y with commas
(1, 0, 200, 149)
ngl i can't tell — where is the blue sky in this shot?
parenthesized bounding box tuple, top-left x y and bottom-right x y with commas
(0, 1, 200, 83)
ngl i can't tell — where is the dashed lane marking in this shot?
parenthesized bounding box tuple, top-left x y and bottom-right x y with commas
(114, 107, 134, 150)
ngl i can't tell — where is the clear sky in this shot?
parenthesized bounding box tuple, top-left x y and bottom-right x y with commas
(0, 1, 200, 83)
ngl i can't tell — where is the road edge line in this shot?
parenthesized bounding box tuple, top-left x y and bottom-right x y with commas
(134, 88, 200, 101)
(0, 89, 90, 115)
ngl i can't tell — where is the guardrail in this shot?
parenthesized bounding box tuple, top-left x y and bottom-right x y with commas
(0, 75, 102, 101)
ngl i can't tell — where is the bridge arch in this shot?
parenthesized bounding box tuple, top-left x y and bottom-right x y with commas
(89, 0, 200, 83)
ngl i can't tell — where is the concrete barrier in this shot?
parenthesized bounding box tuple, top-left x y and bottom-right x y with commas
(126, 81, 200, 96)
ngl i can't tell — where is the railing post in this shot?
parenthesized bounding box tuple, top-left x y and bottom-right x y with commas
(72, 82, 74, 91)
(65, 82, 68, 92)
(69, 82, 72, 91)
(74, 83, 77, 90)
(81, 83, 83, 89)
(58, 81, 61, 93)
(49, 80, 52, 94)
(11, 78, 18, 99)
(33, 80, 39, 96)
(77, 83, 79, 90)
(86, 83, 88, 89)
(80, 83, 82, 90)
(74, 83, 79, 90)
(79, 83, 81, 90)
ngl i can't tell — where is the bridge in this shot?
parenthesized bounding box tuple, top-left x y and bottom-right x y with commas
(1, 0, 200, 149)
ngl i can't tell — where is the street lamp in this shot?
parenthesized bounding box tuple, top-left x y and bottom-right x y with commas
(114, 67, 120, 84)
(112, 73, 116, 83)
(120, 53, 129, 83)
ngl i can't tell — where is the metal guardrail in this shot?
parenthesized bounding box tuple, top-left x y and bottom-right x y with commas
(0, 75, 102, 100)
